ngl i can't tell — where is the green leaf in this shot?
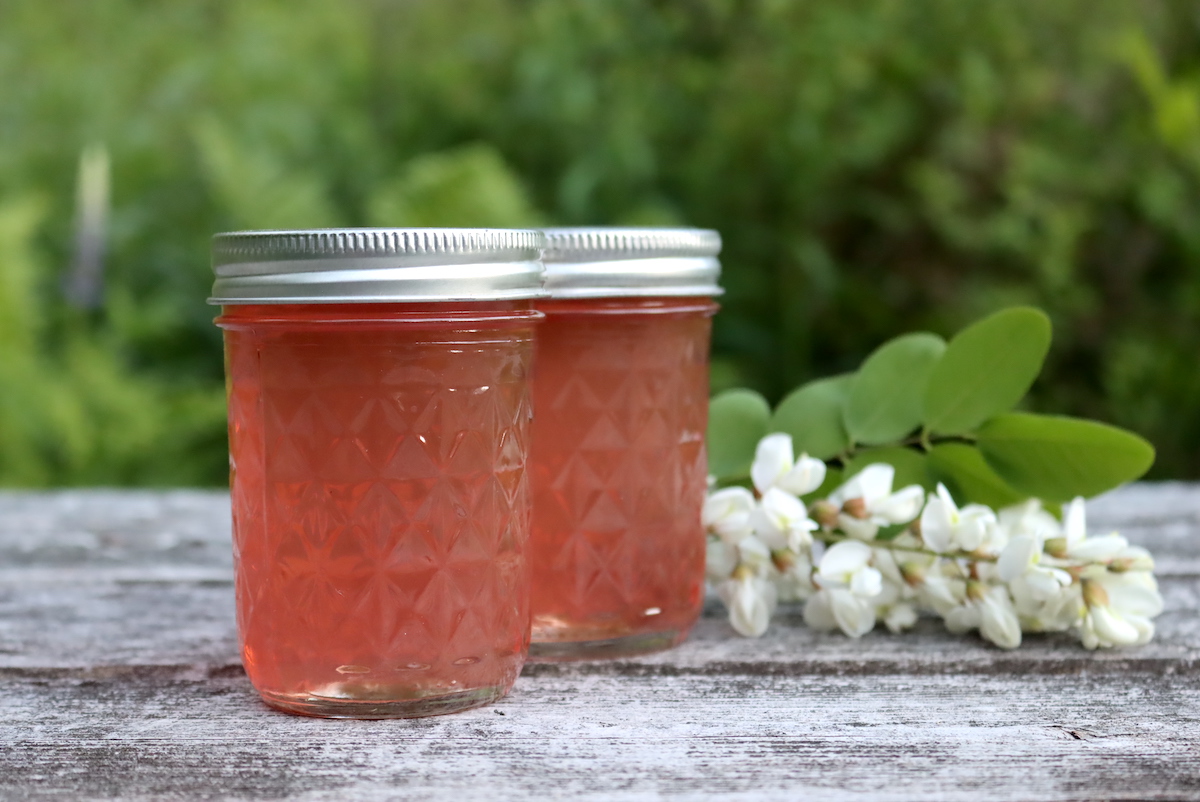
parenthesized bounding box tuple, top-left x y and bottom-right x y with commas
(927, 442, 1027, 509)
(923, 307, 1051, 435)
(976, 413, 1156, 502)
(770, 374, 853, 460)
(844, 446, 932, 491)
(707, 389, 771, 481)
(845, 333, 946, 445)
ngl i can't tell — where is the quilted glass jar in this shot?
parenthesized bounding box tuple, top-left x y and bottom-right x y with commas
(211, 229, 545, 718)
(528, 228, 722, 659)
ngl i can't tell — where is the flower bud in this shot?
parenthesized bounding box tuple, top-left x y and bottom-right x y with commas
(899, 561, 926, 587)
(1081, 578, 1110, 609)
(1045, 536, 1069, 559)
(771, 548, 797, 573)
(811, 499, 840, 529)
(842, 497, 869, 520)
(732, 563, 755, 582)
(1110, 554, 1154, 573)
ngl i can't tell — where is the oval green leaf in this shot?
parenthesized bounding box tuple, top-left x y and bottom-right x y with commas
(844, 446, 932, 491)
(977, 412, 1156, 502)
(845, 333, 946, 445)
(923, 307, 1051, 435)
(927, 442, 1026, 509)
(707, 389, 771, 481)
(770, 374, 853, 460)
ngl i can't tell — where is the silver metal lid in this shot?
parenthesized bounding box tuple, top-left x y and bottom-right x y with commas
(540, 227, 723, 298)
(209, 228, 547, 304)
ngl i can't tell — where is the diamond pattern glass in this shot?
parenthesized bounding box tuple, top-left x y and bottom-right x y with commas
(528, 298, 717, 659)
(220, 303, 537, 717)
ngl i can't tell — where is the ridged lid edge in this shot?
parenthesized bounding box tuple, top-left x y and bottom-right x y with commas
(541, 227, 721, 263)
(209, 228, 547, 304)
(213, 228, 544, 267)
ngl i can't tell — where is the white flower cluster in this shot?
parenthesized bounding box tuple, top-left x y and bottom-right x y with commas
(704, 433, 1163, 649)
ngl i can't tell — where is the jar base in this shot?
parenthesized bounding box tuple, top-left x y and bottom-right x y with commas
(257, 683, 510, 719)
(527, 628, 688, 662)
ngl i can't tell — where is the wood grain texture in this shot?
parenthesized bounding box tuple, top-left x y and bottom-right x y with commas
(1, 486, 1198, 801)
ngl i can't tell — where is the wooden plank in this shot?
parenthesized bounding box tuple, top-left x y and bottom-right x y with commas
(0, 490, 232, 575)
(3, 484, 1198, 573)
(3, 669, 1198, 800)
(1, 486, 1196, 674)
(1, 576, 1197, 675)
(1, 487, 1198, 800)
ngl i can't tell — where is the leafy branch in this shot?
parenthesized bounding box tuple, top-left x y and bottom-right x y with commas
(708, 307, 1156, 507)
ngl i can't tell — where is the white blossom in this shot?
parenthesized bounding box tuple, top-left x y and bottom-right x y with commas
(920, 483, 997, 553)
(883, 603, 919, 633)
(705, 537, 739, 582)
(1069, 533, 1131, 563)
(996, 498, 1061, 542)
(1111, 544, 1155, 573)
(804, 589, 876, 637)
(804, 541, 883, 637)
(772, 549, 816, 602)
(1055, 497, 1129, 563)
(870, 547, 919, 632)
(750, 433, 827, 496)
(945, 582, 1022, 649)
(750, 487, 819, 552)
(997, 533, 1073, 600)
(997, 533, 1043, 583)
(812, 541, 883, 597)
(870, 546, 908, 590)
(1078, 571, 1163, 649)
(826, 464, 925, 540)
(970, 497, 1057, 561)
(702, 486, 757, 544)
(997, 517, 1080, 633)
(1009, 574, 1082, 632)
(703, 433, 1163, 649)
(915, 563, 966, 618)
(735, 534, 773, 576)
(718, 574, 778, 637)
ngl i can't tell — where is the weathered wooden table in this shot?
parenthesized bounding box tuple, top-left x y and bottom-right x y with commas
(2, 485, 1198, 800)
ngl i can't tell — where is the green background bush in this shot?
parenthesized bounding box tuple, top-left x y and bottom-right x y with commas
(2, 0, 1199, 485)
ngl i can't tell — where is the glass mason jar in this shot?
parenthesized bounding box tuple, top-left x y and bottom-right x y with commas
(528, 228, 722, 660)
(211, 229, 545, 718)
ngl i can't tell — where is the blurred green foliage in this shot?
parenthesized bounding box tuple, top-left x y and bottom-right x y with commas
(2, 0, 1200, 485)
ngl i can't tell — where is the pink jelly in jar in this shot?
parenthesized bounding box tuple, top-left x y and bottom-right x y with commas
(528, 228, 722, 660)
(211, 229, 545, 718)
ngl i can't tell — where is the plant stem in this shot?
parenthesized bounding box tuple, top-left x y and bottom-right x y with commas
(892, 432, 978, 449)
(813, 529, 996, 563)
